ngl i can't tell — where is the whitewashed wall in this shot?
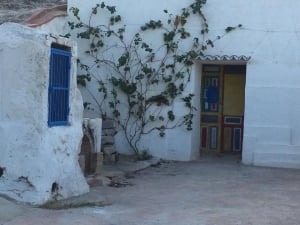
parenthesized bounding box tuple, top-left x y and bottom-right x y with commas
(67, 0, 300, 168)
(205, 0, 300, 168)
(0, 23, 89, 204)
(67, 0, 205, 161)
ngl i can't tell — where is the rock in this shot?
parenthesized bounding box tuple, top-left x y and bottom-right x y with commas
(102, 136, 114, 145)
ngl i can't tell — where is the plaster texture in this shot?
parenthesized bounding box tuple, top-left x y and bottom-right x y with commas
(65, 0, 300, 168)
(0, 23, 88, 204)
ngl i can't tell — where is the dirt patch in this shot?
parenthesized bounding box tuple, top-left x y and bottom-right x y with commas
(0, 0, 67, 25)
(109, 177, 134, 188)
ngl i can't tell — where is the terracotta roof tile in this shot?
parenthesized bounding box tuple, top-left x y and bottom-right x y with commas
(25, 4, 67, 27)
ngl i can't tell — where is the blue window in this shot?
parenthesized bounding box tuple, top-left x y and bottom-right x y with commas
(48, 47, 71, 127)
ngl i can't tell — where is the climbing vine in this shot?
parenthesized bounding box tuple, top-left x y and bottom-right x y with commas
(66, 0, 241, 155)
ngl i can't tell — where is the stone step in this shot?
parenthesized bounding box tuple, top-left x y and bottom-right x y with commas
(253, 151, 300, 169)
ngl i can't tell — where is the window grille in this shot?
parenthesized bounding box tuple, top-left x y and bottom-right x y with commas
(48, 47, 71, 127)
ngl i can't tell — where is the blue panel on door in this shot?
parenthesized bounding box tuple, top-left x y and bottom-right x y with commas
(201, 76, 220, 112)
(201, 115, 218, 123)
(207, 86, 219, 103)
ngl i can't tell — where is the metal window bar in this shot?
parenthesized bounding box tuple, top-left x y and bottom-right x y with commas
(48, 48, 71, 127)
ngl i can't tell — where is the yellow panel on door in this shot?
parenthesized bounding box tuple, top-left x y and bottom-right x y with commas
(223, 74, 245, 116)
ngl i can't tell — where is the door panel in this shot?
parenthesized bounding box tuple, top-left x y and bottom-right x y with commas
(223, 74, 245, 116)
(200, 65, 222, 152)
(223, 127, 232, 151)
(221, 71, 245, 152)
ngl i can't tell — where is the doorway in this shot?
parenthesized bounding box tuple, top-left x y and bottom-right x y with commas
(200, 64, 246, 153)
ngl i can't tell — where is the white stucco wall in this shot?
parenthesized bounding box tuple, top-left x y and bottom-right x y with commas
(67, 0, 205, 161)
(67, 0, 300, 168)
(37, 16, 69, 36)
(0, 23, 89, 204)
(202, 0, 300, 168)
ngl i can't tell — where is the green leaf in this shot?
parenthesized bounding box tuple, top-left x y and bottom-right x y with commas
(163, 31, 175, 42)
(96, 40, 104, 47)
(225, 26, 235, 33)
(135, 74, 145, 80)
(159, 116, 165, 121)
(118, 52, 129, 66)
(106, 6, 116, 14)
(167, 111, 175, 121)
(149, 115, 155, 121)
(92, 7, 97, 14)
(159, 132, 165, 137)
(77, 75, 86, 86)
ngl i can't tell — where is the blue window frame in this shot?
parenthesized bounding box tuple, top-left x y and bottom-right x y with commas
(48, 47, 71, 127)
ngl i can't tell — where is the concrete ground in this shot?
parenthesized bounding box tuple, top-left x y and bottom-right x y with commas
(1, 154, 300, 225)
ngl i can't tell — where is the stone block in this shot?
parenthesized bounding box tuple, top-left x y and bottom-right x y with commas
(103, 145, 115, 154)
(103, 146, 117, 163)
(102, 128, 117, 136)
(102, 119, 115, 129)
(102, 136, 114, 145)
